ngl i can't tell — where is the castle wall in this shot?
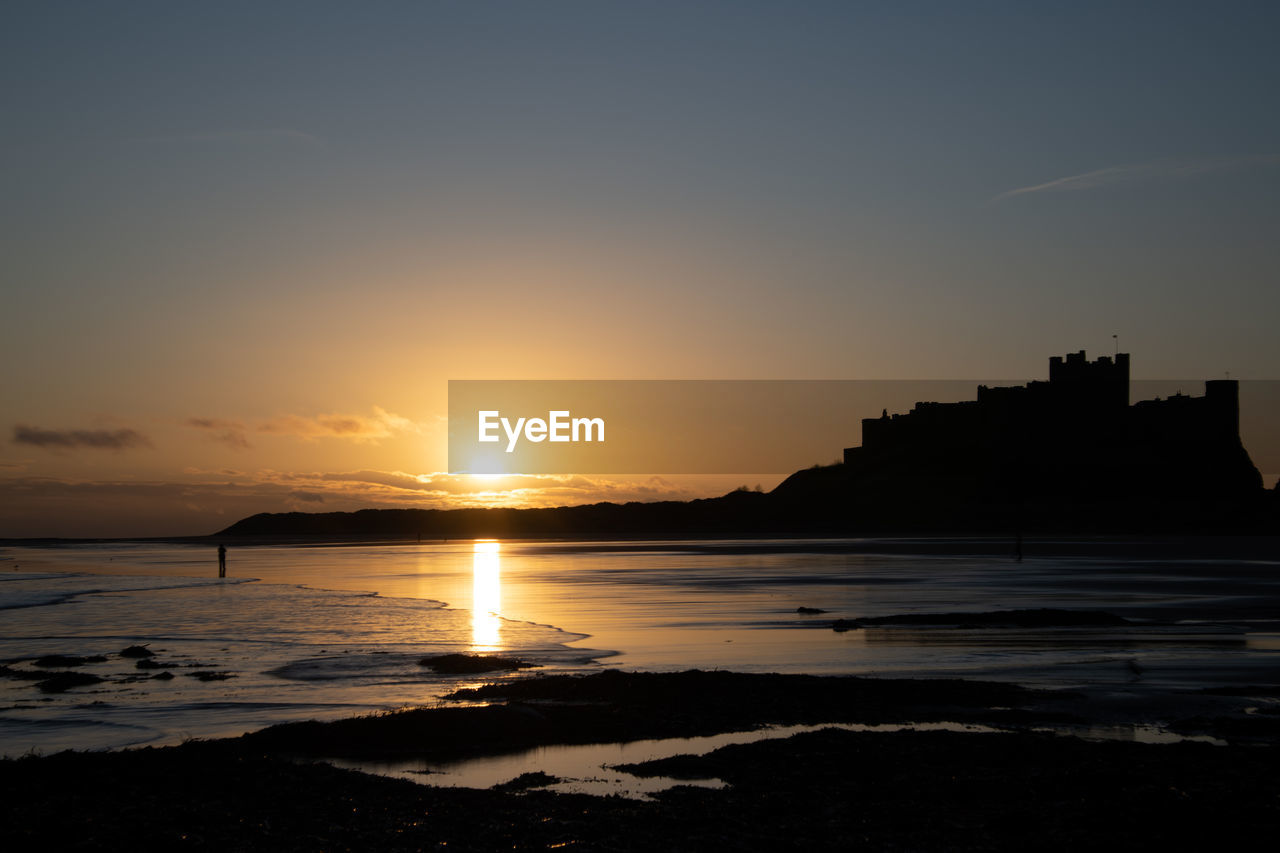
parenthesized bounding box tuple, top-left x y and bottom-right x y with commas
(850, 354, 1242, 464)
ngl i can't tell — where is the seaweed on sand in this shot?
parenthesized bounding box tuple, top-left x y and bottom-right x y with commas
(418, 653, 537, 674)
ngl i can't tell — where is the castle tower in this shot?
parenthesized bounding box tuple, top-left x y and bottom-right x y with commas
(1204, 379, 1240, 442)
(1047, 350, 1129, 413)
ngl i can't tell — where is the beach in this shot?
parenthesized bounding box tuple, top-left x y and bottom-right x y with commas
(4, 669, 1279, 850)
(2, 537, 1279, 849)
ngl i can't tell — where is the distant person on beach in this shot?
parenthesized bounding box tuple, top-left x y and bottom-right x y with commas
(217, 544, 227, 578)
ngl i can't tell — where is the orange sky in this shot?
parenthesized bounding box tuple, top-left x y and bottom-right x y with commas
(4, 4, 1278, 536)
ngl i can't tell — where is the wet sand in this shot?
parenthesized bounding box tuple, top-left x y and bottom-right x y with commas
(3, 669, 1278, 850)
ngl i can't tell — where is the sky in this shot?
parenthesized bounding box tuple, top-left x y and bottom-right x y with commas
(3, 1, 1279, 537)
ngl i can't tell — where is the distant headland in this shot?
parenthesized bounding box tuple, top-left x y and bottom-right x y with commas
(219, 351, 1278, 539)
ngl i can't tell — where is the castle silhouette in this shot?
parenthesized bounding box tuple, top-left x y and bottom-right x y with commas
(848, 351, 1251, 484)
(785, 349, 1265, 528)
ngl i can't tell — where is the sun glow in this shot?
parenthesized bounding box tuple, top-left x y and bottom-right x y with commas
(467, 456, 510, 476)
(471, 540, 502, 651)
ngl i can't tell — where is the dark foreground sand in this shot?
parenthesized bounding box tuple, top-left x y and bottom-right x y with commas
(4, 670, 1279, 851)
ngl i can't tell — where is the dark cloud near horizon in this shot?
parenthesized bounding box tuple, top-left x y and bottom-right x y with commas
(13, 425, 153, 451)
(0, 470, 752, 537)
(2, 477, 189, 498)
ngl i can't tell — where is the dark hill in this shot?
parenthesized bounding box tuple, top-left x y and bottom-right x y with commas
(217, 469, 1277, 539)
(217, 490, 775, 539)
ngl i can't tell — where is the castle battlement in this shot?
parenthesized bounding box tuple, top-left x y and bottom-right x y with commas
(849, 351, 1241, 463)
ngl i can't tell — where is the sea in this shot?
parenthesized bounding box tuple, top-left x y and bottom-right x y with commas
(2, 538, 1278, 758)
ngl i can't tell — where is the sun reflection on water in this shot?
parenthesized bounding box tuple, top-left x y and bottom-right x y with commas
(471, 540, 501, 651)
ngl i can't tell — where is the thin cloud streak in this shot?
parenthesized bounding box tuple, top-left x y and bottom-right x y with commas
(257, 408, 420, 443)
(126, 129, 326, 150)
(0, 471, 703, 513)
(184, 418, 252, 450)
(12, 425, 153, 451)
(992, 155, 1280, 203)
(254, 469, 705, 506)
(183, 408, 421, 446)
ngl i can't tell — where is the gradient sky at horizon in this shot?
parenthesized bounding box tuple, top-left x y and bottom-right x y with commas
(3, 2, 1279, 536)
